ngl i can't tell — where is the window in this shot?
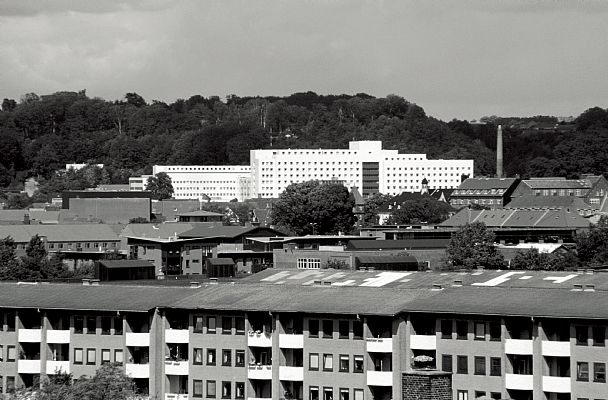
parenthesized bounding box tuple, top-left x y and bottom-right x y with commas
(87, 348, 96, 365)
(235, 317, 245, 335)
(594, 362, 606, 383)
(222, 350, 231, 366)
(593, 326, 606, 346)
(353, 320, 363, 339)
(222, 317, 232, 334)
(323, 387, 333, 400)
(222, 382, 231, 399)
(193, 380, 203, 398)
(322, 320, 333, 338)
(310, 387, 319, 400)
(577, 362, 589, 381)
(74, 316, 84, 334)
(339, 321, 349, 338)
(113, 316, 123, 335)
(474, 392, 486, 399)
(235, 350, 245, 367)
(193, 348, 203, 365)
(194, 317, 204, 333)
(0, 345, 2, 361)
(86, 316, 96, 334)
(474, 322, 485, 340)
(490, 393, 501, 400)
(323, 354, 333, 371)
(101, 349, 111, 364)
(73, 348, 83, 364)
(489, 321, 501, 341)
(354, 355, 364, 373)
(340, 388, 349, 400)
(457, 355, 468, 374)
(576, 326, 588, 346)
(101, 317, 111, 335)
(490, 357, 501, 376)
(235, 382, 244, 399)
(297, 258, 321, 269)
(457, 390, 468, 400)
(354, 389, 363, 400)
(474, 356, 486, 375)
(456, 321, 468, 340)
(442, 354, 452, 372)
(309, 320, 319, 337)
(6, 376, 15, 394)
(309, 353, 319, 371)
(339, 355, 349, 372)
(207, 317, 216, 334)
(207, 380, 216, 398)
(207, 349, 216, 365)
(114, 349, 123, 365)
(441, 320, 452, 339)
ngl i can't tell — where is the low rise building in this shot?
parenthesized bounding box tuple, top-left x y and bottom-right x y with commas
(0, 269, 607, 400)
(449, 178, 520, 209)
(511, 175, 608, 210)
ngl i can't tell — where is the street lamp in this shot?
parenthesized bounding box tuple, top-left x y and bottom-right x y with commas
(309, 222, 317, 235)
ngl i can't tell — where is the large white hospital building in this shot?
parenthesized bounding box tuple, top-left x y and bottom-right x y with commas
(132, 141, 473, 201)
(250, 141, 473, 198)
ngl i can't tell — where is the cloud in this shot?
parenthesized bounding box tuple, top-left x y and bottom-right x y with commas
(0, 0, 173, 17)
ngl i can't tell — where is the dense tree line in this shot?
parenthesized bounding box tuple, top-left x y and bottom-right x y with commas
(0, 91, 498, 193)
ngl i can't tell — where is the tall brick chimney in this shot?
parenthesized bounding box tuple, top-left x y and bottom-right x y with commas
(402, 370, 452, 400)
(496, 124, 503, 178)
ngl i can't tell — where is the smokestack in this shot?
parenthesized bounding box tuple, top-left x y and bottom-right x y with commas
(496, 124, 503, 178)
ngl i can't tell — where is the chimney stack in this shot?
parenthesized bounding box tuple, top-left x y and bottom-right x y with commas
(496, 124, 503, 178)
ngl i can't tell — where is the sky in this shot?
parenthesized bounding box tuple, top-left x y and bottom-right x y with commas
(1, 0, 607, 121)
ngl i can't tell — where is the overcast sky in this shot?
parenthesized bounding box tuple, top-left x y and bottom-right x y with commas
(1, 0, 607, 121)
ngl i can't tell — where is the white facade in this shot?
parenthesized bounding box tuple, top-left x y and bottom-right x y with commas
(129, 175, 153, 191)
(250, 141, 474, 198)
(152, 165, 251, 202)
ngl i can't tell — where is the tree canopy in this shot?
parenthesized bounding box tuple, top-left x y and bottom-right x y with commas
(445, 222, 505, 269)
(386, 196, 454, 225)
(146, 172, 174, 200)
(272, 180, 356, 235)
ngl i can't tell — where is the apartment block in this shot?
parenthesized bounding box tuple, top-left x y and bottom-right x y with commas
(1, 269, 607, 400)
(250, 141, 474, 199)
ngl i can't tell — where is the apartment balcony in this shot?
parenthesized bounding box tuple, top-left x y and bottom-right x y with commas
(165, 360, 189, 375)
(279, 334, 304, 348)
(409, 335, 436, 350)
(18, 328, 42, 342)
(248, 332, 272, 347)
(248, 364, 272, 380)
(542, 376, 571, 393)
(505, 373, 534, 391)
(126, 332, 150, 347)
(47, 330, 70, 344)
(47, 361, 70, 374)
(366, 337, 393, 353)
(165, 329, 189, 344)
(366, 371, 393, 386)
(18, 359, 41, 374)
(279, 366, 304, 381)
(541, 341, 571, 357)
(165, 395, 188, 400)
(126, 363, 150, 379)
(505, 339, 533, 355)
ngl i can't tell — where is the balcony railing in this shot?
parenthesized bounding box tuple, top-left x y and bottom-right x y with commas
(505, 339, 533, 355)
(126, 332, 150, 347)
(409, 335, 436, 350)
(279, 366, 304, 381)
(366, 337, 393, 353)
(47, 330, 71, 344)
(165, 329, 189, 344)
(18, 328, 42, 342)
(165, 360, 189, 375)
(541, 340, 571, 357)
(366, 370, 393, 386)
(505, 373, 534, 390)
(47, 360, 70, 374)
(18, 359, 41, 374)
(542, 376, 571, 393)
(248, 331, 272, 347)
(126, 363, 150, 379)
(279, 334, 304, 348)
(165, 394, 189, 400)
(247, 364, 272, 380)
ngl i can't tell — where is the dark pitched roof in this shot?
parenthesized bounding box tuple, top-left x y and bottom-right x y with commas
(179, 225, 284, 239)
(121, 223, 195, 240)
(0, 224, 120, 243)
(523, 178, 591, 189)
(207, 258, 235, 265)
(177, 210, 224, 217)
(440, 208, 591, 229)
(457, 178, 518, 190)
(356, 255, 418, 264)
(99, 260, 155, 269)
(507, 196, 593, 210)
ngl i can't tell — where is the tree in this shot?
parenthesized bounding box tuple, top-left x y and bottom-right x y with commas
(125, 92, 146, 108)
(386, 197, 454, 225)
(2, 98, 17, 111)
(146, 172, 174, 200)
(445, 222, 505, 269)
(272, 181, 356, 235)
(0, 236, 19, 279)
(361, 193, 391, 226)
(576, 215, 608, 267)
